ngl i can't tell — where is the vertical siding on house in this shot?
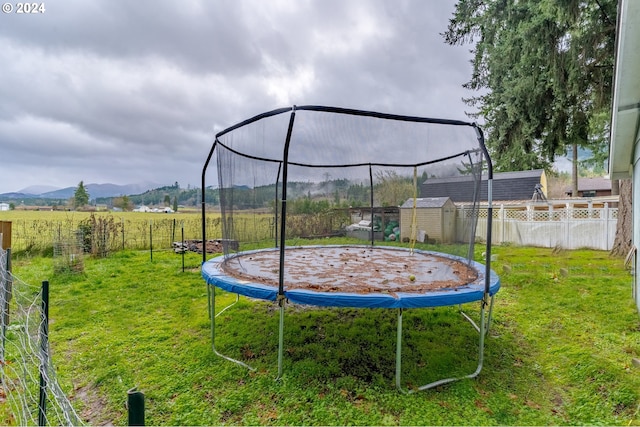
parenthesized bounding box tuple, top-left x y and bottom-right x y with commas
(634, 132, 640, 311)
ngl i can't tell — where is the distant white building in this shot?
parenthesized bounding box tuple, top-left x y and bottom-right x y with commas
(133, 205, 151, 212)
(0, 203, 9, 211)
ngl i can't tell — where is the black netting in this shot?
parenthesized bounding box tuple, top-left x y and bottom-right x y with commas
(202, 106, 492, 289)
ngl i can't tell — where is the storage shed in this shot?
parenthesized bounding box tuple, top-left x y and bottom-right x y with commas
(400, 197, 456, 243)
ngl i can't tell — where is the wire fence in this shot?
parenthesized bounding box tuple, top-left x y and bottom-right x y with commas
(8, 215, 225, 254)
(0, 247, 84, 426)
(7, 212, 353, 255)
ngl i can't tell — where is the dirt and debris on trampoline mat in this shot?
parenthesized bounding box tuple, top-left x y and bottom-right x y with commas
(221, 246, 479, 297)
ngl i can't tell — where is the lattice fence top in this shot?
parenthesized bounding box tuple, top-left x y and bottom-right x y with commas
(459, 205, 618, 221)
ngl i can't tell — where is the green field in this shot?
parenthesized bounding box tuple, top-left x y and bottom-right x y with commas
(4, 240, 640, 425)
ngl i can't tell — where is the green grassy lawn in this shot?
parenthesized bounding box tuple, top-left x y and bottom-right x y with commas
(7, 243, 640, 425)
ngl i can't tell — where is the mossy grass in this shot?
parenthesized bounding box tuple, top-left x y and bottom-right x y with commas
(7, 243, 640, 425)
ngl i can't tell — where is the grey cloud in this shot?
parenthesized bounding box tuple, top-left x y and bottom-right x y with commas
(0, 0, 472, 193)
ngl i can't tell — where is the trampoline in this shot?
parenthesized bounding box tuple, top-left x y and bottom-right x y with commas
(201, 105, 500, 391)
(203, 245, 499, 309)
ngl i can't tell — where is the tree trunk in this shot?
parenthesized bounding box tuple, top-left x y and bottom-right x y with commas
(610, 179, 632, 257)
(572, 143, 578, 197)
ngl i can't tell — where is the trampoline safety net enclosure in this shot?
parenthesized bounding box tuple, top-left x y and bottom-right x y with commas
(201, 105, 500, 391)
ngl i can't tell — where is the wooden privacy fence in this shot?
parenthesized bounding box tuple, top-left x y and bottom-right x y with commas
(458, 204, 618, 250)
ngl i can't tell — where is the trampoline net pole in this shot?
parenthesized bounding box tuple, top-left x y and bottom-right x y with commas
(369, 164, 374, 247)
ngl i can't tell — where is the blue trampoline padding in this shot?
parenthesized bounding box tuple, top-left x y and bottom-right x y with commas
(201, 246, 500, 309)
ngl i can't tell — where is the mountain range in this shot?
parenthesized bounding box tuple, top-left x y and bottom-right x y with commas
(0, 182, 162, 200)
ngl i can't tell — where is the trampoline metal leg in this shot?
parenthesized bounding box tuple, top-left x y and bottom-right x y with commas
(208, 284, 255, 371)
(276, 297, 285, 381)
(395, 295, 493, 393)
(461, 294, 496, 337)
(395, 308, 403, 391)
(486, 294, 496, 334)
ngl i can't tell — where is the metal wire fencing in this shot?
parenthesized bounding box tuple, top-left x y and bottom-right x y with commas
(0, 248, 84, 426)
(7, 212, 350, 255)
(8, 214, 226, 254)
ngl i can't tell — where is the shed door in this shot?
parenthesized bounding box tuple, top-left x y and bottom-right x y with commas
(443, 207, 455, 243)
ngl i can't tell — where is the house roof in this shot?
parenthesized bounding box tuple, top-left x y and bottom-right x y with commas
(421, 169, 545, 202)
(609, 0, 640, 180)
(423, 169, 544, 184)
(564, 177, 612, 193)
(400, 197, 451, 209)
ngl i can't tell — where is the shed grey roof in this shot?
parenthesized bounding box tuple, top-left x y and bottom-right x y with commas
(421, 169, 545, 202)
(400, 197, 452, 209)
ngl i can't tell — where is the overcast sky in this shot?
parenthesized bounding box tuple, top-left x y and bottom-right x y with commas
(0, 0, 477, 194)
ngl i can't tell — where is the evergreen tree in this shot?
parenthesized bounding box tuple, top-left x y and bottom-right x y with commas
(443, 0, 616, 189)
(444, 1, 630, 255)
(74, 181, 90, 208)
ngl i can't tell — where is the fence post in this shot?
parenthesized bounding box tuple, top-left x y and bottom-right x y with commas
(0, 221, 11, 253)
(499, 204, 505, 244)
(149, 221, 153, 262)
(181, 223, 185, 273)
(547, 203, 558, 248)
(1, 248, 12, 365)
(39, 280, 50, 427)
(127, 387, 145, 426)
(604, 202, 610, 250)
(565, 203, 571, 248)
